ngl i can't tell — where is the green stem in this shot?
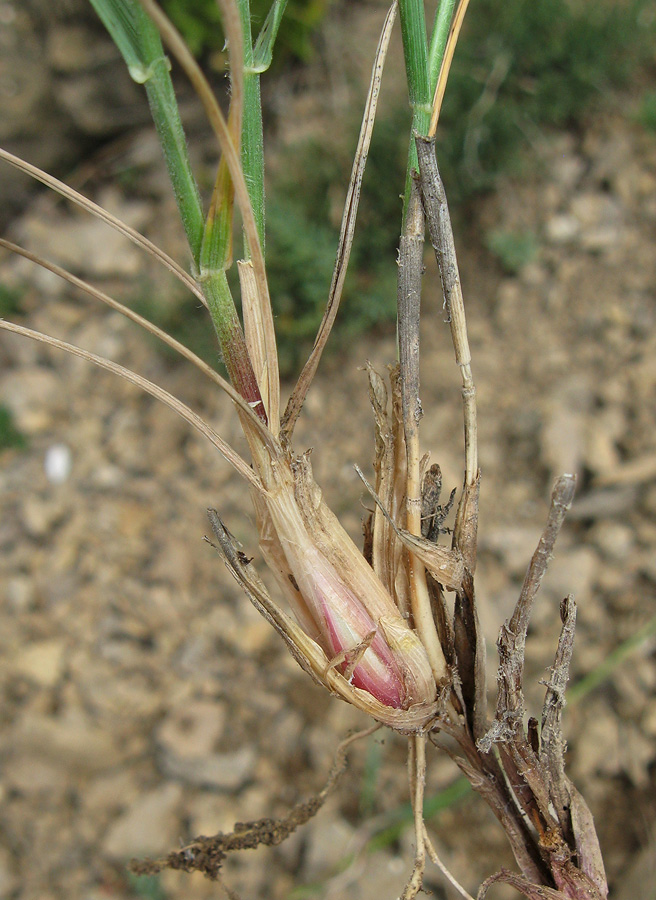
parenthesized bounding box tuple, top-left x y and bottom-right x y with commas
(399, 0, 430, 110)
(398, 0, 431, 221)
(398, 0, 459, 221)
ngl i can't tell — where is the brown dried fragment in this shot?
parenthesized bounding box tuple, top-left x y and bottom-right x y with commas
(421, 463, 456, 542)
(355, 464, 465, 593)
(130, 724, 380, 881)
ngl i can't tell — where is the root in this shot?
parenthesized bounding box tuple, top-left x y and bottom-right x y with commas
(129, 724, 380, 880)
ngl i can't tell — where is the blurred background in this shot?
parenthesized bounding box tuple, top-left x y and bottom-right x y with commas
(1, 1, 656, 898)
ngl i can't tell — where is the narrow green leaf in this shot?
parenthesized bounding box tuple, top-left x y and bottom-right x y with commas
(237, 0, 266, 252)
(241, 73, 266, 253)
(200, 161, 234, 276)
(89, 0, 204, 264)
(428, 0, 457, 94)
(253, 0, 289, 73)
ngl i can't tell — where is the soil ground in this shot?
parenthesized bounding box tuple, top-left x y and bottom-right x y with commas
(1, 4, 655, 899)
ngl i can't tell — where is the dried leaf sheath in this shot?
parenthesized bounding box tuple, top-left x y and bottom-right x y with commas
(207, 507, 438, 732)
(366, 363, 411, 618)
(238, 438, 438, 720)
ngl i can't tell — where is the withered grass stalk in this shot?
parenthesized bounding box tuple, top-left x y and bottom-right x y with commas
(0, 1, 610, 898)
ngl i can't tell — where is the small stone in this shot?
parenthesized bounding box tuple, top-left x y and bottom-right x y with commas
(103, 783, 184, 859)
(186, 785, 270, 843)
(0, 367, 63, 433)
(540, 377, 593, 479)
(3, 755, 68, 795)
(568, 487, 639, 521)
(545, 213, 579, 244)
(551, 151, 585, 191)
(0, 846, 18, 897)
(91, 463, 125, 489)
(19, 207, 148, 278)
(160, 745, 257, 792)
(149, 539, 195, 589)
(638, 550, 656, 585)
(614, 839, 656, 900)
(156, 700, 227, 759)
(10, 709, 130, 773)
(44, 443, 73, 485)
(618, 723, 653, 788)
(588, 522, 634, 562)
(542, 546, 598, 607)
(82, 770, 141, 819)
(5, 575, 36, 611)
(571, 192, 622, 229)
(642, 699, 656, 739)
(46, 25, 98, 72)
(352, 851, 409, 900)
(584, 415, 623, 478)
(304, 816, 356, 879)
(479, 526, 543, 578)
(187, 792, 235, 836)
(21, 495, 67, 539)
(12, 638, 66, 687)
(572, 706, 621, 780)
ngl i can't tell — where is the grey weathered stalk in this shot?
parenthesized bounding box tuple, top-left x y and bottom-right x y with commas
(541, 595, 577, 841)
(414, 137, 486, 739)
(398, 175, 425, 438)
(481, 474, 576, 749)
(434, 727, 549, 884)
(398, 176, 447, 682)
(415, 135, 477, 488)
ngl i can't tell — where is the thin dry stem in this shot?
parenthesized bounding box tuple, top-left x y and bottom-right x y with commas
(0, 319, 263, 490)
(138, 0, 280, 430)
(429, 0, 471, 138)
(282, 1, 397, 439)
(511, 475, 576, 639)
(355, 464, 465, 593)
(480, 475, 576, 750)
(402, 734, 427, 900)
(423, 826, 475, 900)
(0, 148, 204, 303)
(398, 177, 447, 682)
(477, 869, 570, 900)
(415, 136, 477, 488)
(0, 239, 275, 449)
(215, 0, 244, 145)
(540, 594, 576, 843)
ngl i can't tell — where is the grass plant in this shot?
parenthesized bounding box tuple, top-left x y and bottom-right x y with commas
(0, 1, 629, 898)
